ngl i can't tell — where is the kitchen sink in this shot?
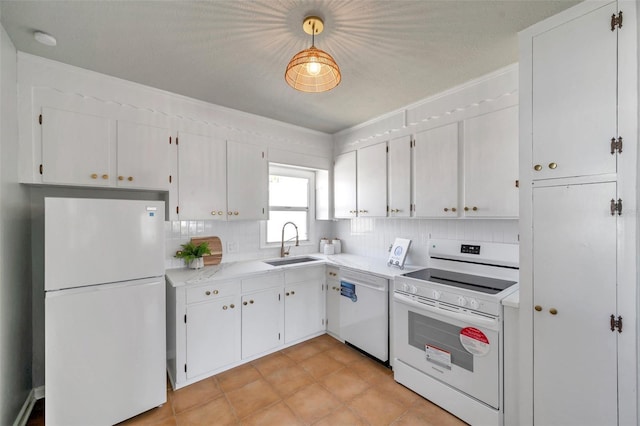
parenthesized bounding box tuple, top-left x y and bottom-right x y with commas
(263, 256, 320, 267)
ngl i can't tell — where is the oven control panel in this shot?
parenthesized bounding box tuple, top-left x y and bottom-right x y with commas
(460, 244, 481, 255)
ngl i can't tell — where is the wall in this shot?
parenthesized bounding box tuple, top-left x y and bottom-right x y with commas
(0, 17, 33, 426)
(332, 65, 520, 258)
(17, 54, 335, 389)
(335, 218, 518, 266)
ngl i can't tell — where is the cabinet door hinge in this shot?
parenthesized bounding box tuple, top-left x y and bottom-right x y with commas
(610, 198, 622, 216)
(515, 180, 519, 188)
(610, 315, 622, 333)
(39, 164, 43, 175)
(610, 11, 623, 31)
(610, 137, 623, 155)
(184, 314, 187, 323)
(38, 114, 42, 125)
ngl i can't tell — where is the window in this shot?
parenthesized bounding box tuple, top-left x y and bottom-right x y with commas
(264, 165, 315, 245)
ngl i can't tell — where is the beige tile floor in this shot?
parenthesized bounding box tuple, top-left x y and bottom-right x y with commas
(28, 334, 467, 425)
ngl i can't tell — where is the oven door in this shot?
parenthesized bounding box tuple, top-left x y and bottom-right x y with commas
(393, 292, 501, 408)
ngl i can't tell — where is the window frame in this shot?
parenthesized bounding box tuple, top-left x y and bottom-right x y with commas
(260, 164, 316, 249)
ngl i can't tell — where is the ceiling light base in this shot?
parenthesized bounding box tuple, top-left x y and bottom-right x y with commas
(303, 17, 324, 35)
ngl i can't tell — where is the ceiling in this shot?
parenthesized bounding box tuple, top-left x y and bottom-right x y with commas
(0, 1, 579, 134)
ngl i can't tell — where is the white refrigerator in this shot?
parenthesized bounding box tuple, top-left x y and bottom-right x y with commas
(44, 197, 166, 426)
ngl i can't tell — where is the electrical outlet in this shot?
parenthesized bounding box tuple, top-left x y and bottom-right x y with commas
(227, 241, 239, 253)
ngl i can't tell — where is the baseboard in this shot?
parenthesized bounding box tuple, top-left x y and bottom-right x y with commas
(12, 388, 37, 426)
(34, 385, 45, 400)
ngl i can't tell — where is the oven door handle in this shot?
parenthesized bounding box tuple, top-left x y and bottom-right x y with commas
(394, 293, 499, 328)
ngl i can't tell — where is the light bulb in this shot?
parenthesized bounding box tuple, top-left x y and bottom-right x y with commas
(306, 59, 321, 76)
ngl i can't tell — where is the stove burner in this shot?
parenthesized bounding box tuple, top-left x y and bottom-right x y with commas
(401, 268, 516, 295)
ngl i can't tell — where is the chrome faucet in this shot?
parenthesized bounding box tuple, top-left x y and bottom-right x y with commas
(280, 221, 299, 257)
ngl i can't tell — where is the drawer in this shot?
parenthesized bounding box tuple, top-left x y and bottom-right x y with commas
(285, 265, 325, 284)
(241, 272, 284, 293)
(186, 280, 240, 304)
(326, 266, 339, 280)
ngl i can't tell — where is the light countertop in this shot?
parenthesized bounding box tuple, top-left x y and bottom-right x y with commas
(166, 253, 425, 287)
(502, 290, 520, 309)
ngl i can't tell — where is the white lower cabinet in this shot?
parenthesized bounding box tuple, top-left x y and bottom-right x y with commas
(167, 265, 329, 389)
(325, 267, 341, 338)
(284, 266, 325, 344)
(185, 295, 240, 379)
(241, 287, 283, 359)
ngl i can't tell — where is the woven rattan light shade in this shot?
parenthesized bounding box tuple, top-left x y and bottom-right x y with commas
(285, 46, 341, 93)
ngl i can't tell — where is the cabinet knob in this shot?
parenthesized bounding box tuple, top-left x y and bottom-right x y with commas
(472, 206, 478, 211)
(452, 207, 457, 212)
(249, 300, 254, 304)
(549, 308, 558, 315)
(218, 211, 223, 215)
(286, 292, 290, 296)
(213, 290, 219, 295)
(548, 162, 557, 169)
(102, 174, 109, 180)
(128, 176, 133, 181)
(205, 291, 211, 296)
(118, 176, 124, 181)
(534, 305, 542, 311)
(222, 305, 228, 310)
(91, 173, 98, 179)
(211, 211, 216, 216)
(228, 211, 233, 215)
(243, 301, 248, 306)
(444, 208, 449, 212)
(534, 164, 542, 171)
(291, 291, 295, 295)
(234, 211, 239, 216)
(464, 207, 469, 212)
(230, 304, 235, 309)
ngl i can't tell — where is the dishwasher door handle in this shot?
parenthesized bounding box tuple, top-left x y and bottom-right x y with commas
(341, 280, 387, 292)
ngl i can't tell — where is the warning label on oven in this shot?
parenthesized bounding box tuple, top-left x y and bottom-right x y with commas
(460, 327, 490, 356)
(425, 344, 452, 369)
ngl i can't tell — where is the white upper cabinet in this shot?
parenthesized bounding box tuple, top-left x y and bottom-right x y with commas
(413, 123, 459, 217)
(531, 3, 617, 179)
(356, 142, 387, 217)
(226, 140, 268, 221)
(40, 107, 174, 191)
(334, 151, 357, 218)
(463, 106, 519, 218)
(388, 136, 411, 217)
(177, 131, 227, 220)
(41, 107, 114, 187)
(116, 121, 172, 190)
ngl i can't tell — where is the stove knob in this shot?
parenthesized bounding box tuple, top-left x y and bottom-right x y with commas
(457, 296, 467, 307)
(410, 285, 418, 294)
(469, 298, 479, 309)
(432, 290, 442, 300)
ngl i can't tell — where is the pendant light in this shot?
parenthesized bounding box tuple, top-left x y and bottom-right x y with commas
(285, 16, 341, 93)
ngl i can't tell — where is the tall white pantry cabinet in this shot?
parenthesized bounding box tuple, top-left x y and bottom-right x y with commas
(519, 1, 638, 425)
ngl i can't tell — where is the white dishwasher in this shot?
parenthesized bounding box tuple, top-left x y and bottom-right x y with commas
(339, 268, 388, 363)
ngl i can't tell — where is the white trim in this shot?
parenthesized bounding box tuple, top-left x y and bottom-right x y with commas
(12, 388, 37, 426)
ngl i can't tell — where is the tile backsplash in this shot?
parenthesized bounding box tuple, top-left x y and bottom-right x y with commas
(165, 219, 334, 269)
(334, 218, 519, 266)
(165, 217, 517, 269)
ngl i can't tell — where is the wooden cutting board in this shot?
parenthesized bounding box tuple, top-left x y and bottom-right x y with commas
(190, 236, 223, 266)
